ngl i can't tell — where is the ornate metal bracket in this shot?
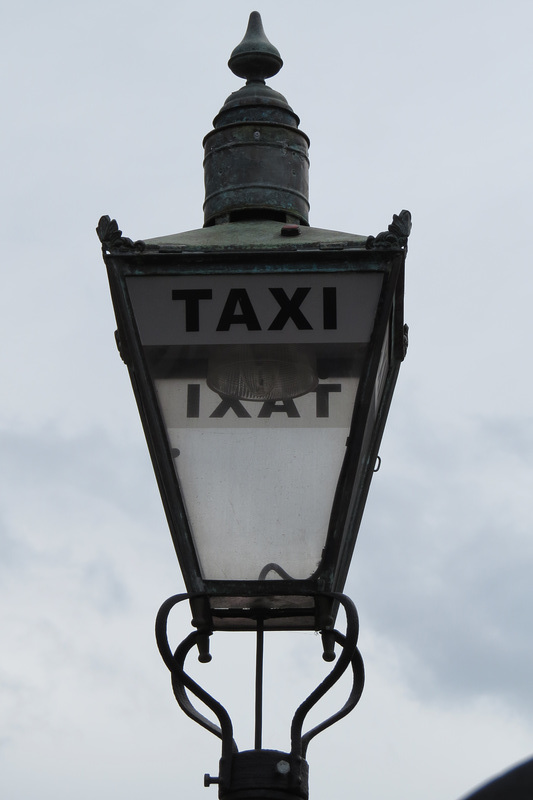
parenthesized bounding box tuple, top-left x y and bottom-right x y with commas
(155, 592, 365, 800)
(366, 209, 412, 250)
(96, 215, 146, 253)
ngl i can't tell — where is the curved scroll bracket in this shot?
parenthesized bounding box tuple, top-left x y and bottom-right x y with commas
(155, 593, 238, 765)
(291, 593, 364, 760)
(155, 591, 365, 797)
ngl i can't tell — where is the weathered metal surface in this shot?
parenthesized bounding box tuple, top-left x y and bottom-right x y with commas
(203, 12, 310, 227)
(203, 122, 310, 226)
(366, 209, 412, 250)
(228, 10, 283, 81)
(143, 219, 367, 252)
(98, 215, 412, 254)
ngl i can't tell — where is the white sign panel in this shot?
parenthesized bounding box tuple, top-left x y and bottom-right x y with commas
(127, 272, 383, 346)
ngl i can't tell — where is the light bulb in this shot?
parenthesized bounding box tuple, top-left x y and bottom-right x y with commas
(206, 344, 318, 402)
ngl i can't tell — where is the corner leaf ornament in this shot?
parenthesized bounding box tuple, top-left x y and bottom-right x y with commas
(366, 210, 412, 250)
(96, 215, 145, 252)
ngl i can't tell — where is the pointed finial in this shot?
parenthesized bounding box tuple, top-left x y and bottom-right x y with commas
(228, 11, 283, 82)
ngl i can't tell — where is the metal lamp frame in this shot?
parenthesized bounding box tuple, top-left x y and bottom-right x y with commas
(156, 591, 364, 800)
(99, 213, 410, 634)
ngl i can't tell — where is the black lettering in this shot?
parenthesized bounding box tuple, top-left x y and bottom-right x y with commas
(314, 384, 341, 417)
(210, 397, 251, 418)
(268, 287, 312, 330)
(186, 384, 200, 418)
(258, 399, 300, 418)
(323, 287, 337, 330)
(172, 289, 212, 332)
(216, 289, 261, 331)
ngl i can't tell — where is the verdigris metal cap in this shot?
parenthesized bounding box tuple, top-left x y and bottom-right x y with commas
(203, 12, 310, 227)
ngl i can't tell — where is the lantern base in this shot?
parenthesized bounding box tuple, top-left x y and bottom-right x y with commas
(207, 750, 309, 800)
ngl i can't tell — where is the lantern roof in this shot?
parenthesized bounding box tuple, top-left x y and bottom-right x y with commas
(143, 219, 368, 252)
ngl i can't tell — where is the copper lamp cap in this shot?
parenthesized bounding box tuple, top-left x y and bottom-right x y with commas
(203, 12, 310, 227)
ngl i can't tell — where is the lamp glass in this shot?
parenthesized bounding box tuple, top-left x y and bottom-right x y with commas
(127, 270, 383, 583)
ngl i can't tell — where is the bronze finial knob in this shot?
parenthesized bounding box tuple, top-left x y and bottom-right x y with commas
(228, 11, 283, 82)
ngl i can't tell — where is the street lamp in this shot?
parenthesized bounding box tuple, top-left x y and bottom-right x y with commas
(98, 12, 410, 800)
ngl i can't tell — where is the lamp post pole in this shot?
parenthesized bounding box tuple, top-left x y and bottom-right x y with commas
(98, 12, 410, 799)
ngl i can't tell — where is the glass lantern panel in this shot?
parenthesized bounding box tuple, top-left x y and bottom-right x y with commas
(127, 272, 383, 582)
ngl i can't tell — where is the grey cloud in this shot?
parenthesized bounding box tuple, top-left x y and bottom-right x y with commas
(350, 410, 533, 716)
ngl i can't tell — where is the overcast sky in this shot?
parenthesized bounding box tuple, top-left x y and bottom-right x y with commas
(2, 1, 533, 799)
